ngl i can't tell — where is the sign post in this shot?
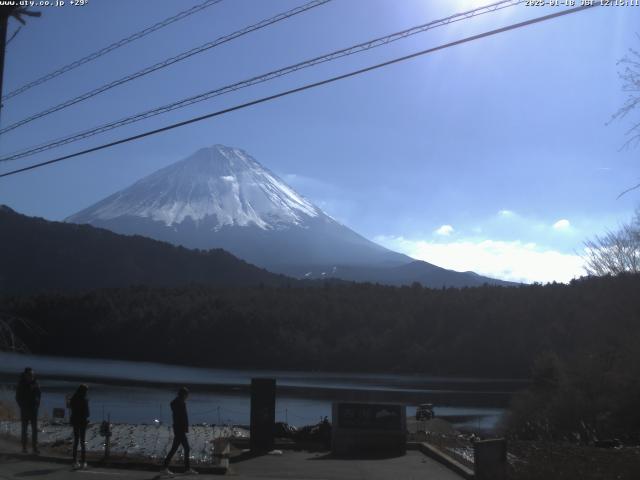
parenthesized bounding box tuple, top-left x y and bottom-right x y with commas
(250, 378, 276, 452)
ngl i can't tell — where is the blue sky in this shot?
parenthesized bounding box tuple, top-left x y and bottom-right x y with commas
(0, 0, 638, 283)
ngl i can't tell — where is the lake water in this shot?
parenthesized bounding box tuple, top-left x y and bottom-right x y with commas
(0, 352, 523, 432)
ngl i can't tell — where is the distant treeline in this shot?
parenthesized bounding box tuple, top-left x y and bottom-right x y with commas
(2, 274, 639, 380)
(4, 274, 640, 439)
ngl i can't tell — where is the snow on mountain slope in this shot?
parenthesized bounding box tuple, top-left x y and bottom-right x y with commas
(67, 144, 512, 287)
(70, 145, 321, 229)
(67, 145, 411, 270)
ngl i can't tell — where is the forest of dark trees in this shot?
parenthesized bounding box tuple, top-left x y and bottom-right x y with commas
(3, 274, 638, 376)
(2, 272, 639, 439)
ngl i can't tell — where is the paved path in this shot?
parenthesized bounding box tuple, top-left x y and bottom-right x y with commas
(0, 451, 463, 480)
(229, 450, 463, 480)
(0, 457, 169, 480)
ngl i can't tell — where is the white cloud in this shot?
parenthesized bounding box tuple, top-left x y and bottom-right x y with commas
(498, 209, 515, 217)
(553, 219, 571, 231)
(435, 224, 454, 236)
(375, 235, 586, 284)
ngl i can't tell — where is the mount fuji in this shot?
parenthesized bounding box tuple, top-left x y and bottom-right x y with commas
(67, 145, 511, 287)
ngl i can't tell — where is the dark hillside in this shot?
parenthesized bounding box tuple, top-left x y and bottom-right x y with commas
(0, 205, 292, 293)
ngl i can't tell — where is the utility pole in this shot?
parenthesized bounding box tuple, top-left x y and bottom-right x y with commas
(0, 7, 14, 126)
(0, 6, 41, 127)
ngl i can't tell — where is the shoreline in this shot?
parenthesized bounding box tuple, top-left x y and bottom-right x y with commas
(0, 352, 527, 409)
(1, 372, 516, 407)
(0, 351, 530, 387)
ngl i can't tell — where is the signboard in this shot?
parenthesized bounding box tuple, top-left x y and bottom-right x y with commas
(332, 402, 406, 456)
(337, 403, 402, 430)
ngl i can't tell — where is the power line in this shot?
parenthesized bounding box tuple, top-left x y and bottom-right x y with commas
(0, 0, 515, 140)
(0, 3, 598, 180)
(1, 0, 223, 102)
(0, 0, 333, 135)
(5, 26, 21, 47)
(0, 0, 523, 161)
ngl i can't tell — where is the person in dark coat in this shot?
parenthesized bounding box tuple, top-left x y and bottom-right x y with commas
(163, 387, 197, 475)
(15, 367, 41, 454)
(319, 416, 332, 450)
(69, 384, 90, 469)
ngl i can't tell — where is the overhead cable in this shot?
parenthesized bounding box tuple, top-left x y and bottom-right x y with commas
(2, 0, 224, 102)
(0, 0, 523, 158)
(0, 0, 332, 135)
(0, 4, 598, 179)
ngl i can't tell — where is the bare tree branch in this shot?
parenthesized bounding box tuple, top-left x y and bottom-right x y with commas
(583, 209, 640, 275)
(610, 42, 640, 197)
(0, 313, 41, 353)
(617, 182, 640, 199)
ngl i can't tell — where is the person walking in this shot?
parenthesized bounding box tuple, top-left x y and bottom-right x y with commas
(163, 387, 197, 476)
(15, 367, 41, 454)
(69, 384, 90, 469)
(319, 416, 332, 451)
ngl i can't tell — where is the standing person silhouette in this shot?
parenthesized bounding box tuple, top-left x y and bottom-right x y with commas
(163, 387, 197, 476)
(69, 384, 90, 469)
(15, 367, 41, 454)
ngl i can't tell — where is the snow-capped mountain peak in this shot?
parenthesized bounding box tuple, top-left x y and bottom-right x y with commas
(67, 144, 414, 275)
(65, 144, 510, 287)
(69, 144, 321, 230)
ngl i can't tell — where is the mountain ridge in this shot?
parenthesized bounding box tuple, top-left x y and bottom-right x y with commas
(66, 144, 514, 288)
(0, 205, 294, 294)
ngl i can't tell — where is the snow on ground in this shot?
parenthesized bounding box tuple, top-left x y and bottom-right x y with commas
(0, 420, 248, 464)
